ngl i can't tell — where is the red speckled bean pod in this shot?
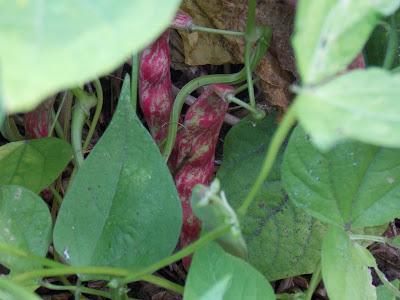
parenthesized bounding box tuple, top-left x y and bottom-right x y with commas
(139, 30, 174, 144)
(24, 100, 54, 139)
(170, 84, 232, 268)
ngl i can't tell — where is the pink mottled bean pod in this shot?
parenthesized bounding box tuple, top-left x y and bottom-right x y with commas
(24, 100, 54, 139)
(139, 30, 174, 144)
(171, 10, 193, 31)
(171, 85, 232, 268)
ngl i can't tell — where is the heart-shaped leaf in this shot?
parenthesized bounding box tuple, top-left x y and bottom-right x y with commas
(295, 69, 400, 150)
(321, 226, 376, 300)
(0, 185, 52, 274)
(293, 0, 400, 83)
(217, 116, 325, 280)
(184, 242, 275, 300)
(282, 125, 400, 229)
(0, 0, 180, 113)
(0, 138, 72, 193)
(53, 76, 182, 274)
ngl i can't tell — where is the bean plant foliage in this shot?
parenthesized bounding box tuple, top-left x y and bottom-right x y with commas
(0, 0, 400, 299)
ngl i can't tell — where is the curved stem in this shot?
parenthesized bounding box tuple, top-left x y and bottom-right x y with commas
(141, 275, 184, 295)
(162, 27, 271, 160)
(48, 92, 67, 138)
(350, 234, 387, 243)
(305, 262, 321, 300)
(117, 225, 230, 285)
(83, 79, 103, 150)
(383, 16, 398, 70)
(238, 105, 296, 216)
(191, 25, 245, 36)
(226, 94, 264, 119)
(41, 282, 111, 299)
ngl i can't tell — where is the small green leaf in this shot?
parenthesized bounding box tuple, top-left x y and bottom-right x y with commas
(282, 125, 400, 228)
(377, 280, 400, 300)
(217, 116, 325, 280)
(0, 0, 180, 113)
(191, 180, 247, 259)
(0, 185, 52, 274)
(0, 138, 72, 193)
(295, 69, 400, 150)
(0, 277, 41, 300)
(53, 76, 182, 275)
(184, 242, 275, 300)
(293, 0, 400, 83)
(321, 226, 376, 300)
(390, 236, 400, 248)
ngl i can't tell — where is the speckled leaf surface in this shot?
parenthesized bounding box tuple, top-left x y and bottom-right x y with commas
(282, 125, 400, 229)
(0, 185, 52, 274)
(184, 242, 275, 300)
(217, 116, 325, 280)
(0, 138, 72, 193)
(53, 76, 182, 273)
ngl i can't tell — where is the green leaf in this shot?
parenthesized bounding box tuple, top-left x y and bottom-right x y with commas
(377, 280, 400, 300)
(217, 116, 325, 280)
(293, 0, 400, 84)
(184, 242, 275, 300)
(322, 226, 376, 300)
(282, 125, 400, 228)
(190, 180, 247, 259)
(53, 76, 182, 275)
(295, 68, 400, 150)
(0, 277, 41, 300)
(0, 0, 180, 113)
(0, 185, 52, 274)
(390, 236, 400, 248)
(0, 138, 72, 193)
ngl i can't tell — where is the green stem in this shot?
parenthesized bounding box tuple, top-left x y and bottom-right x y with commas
(233, 77, 260, 95)
(41, 281, 112, 299)
(49, 185, 63, 206)
(383, 16, 398, 70)
(141, 274, 184, 295)
(191, 25, 245, 36)
(117, 225, 230, 285)
(238, 105, 296, 216)
(51, 109, 65, 139)
(48, 92, 67, 138)
(305, 262, 321, 300)
(83, 79, 103, 150)
(13, 266, 130, 283)
(1, 116, 24, 141)
(131, 53, 140, 111)
(71, 88, 97, 168)
(374, 267, 400, 298)
(63, 92, 73, 142)
(350, 234, 387, 244)
(226, 94, 264, 119)
(162, 26, 271, 160)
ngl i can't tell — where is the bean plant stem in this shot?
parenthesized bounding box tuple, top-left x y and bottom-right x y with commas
(131, 53, 140, 111)
(117, 225, 230, 285)
(350, 234, 387, 243)
(226, 94, 264, 118)
(48, 92, 67, 138)
(49, 185, 63, 206)
(41, 281, 112, 299)
(374, 267, 400, 298)
(191, 25, 245, 36)
(141, 274, 184, 295)
(305, 262, 321, 300)
(83, 79, 103, 150)
(383, 15, 398, 70)
(238, 105, 297, 216)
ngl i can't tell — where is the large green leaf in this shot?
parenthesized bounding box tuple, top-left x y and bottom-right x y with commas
(184, 242, 275, 300)
(0, 278, 41, 300)
(217, 116, 325, 280)
(0, 0, 180, 113)
(377, 280, 400, 300)
(282, 125, 400, 229)
(53, 76, 181, 274)
(0, 185, 52, 274)
(0, 138, 72, 193)
(295, 68, 400, 150)
(293, 0, 400, 84)
(321, 226, 376, 300)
